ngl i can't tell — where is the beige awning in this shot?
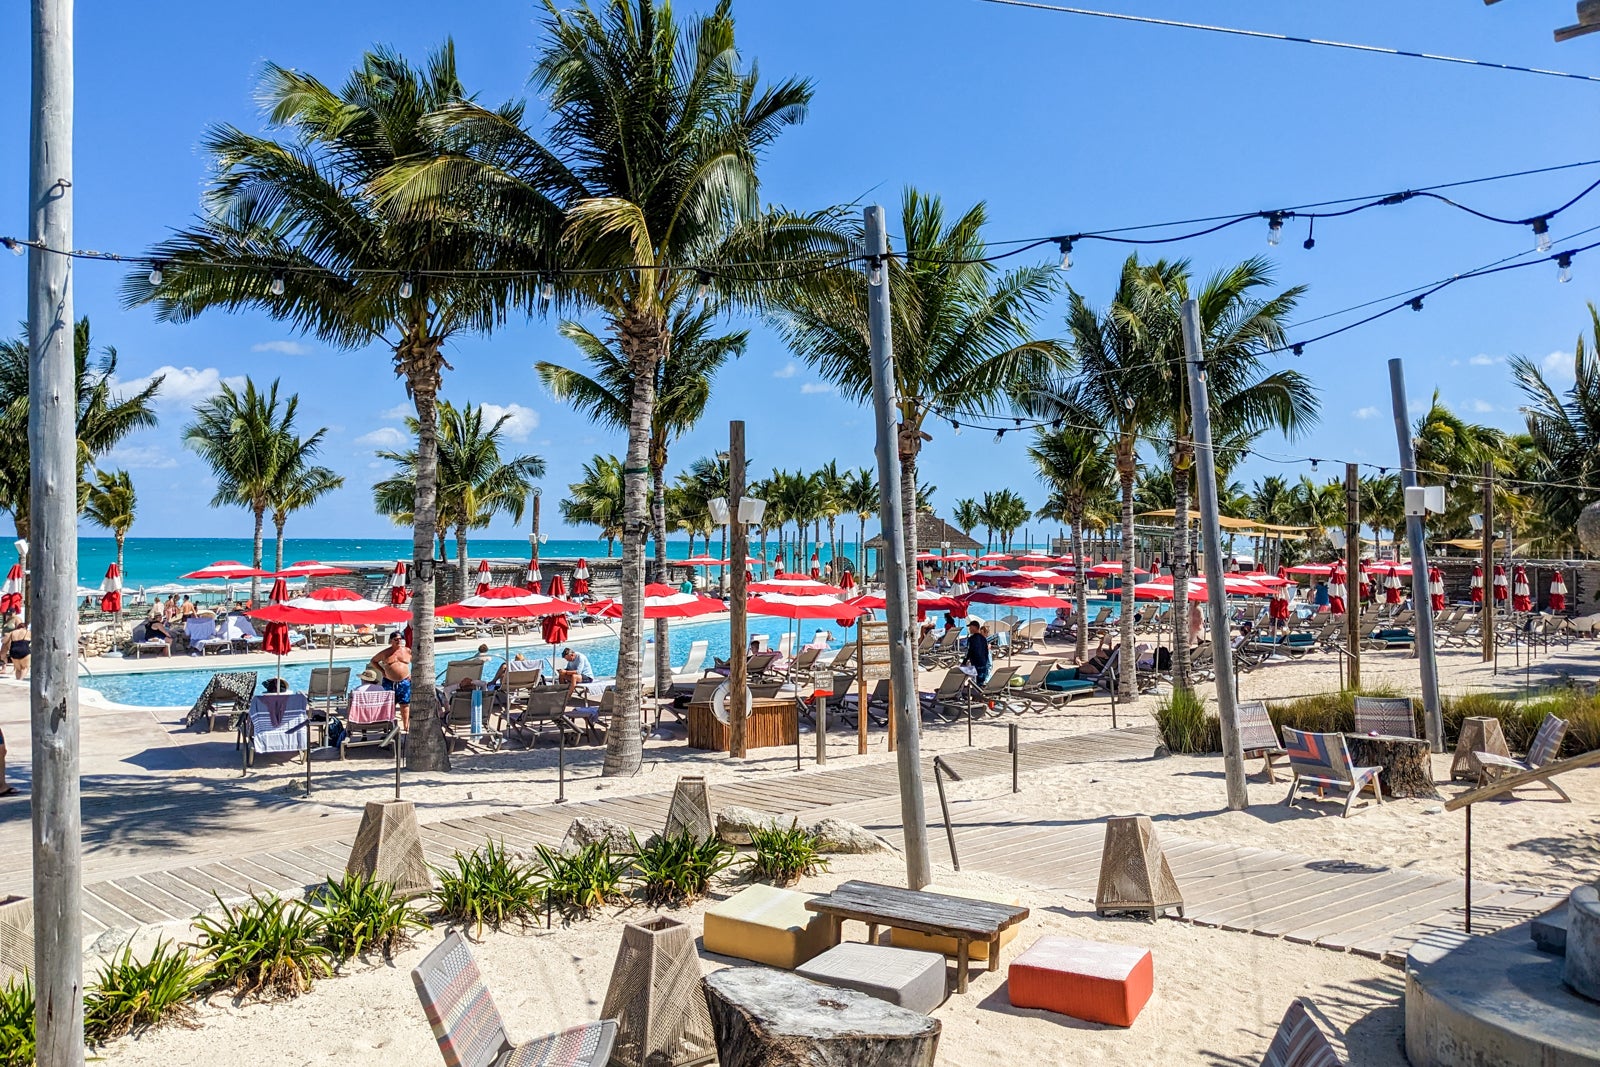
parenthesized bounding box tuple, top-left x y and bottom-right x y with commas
(1137, 510, 1315, 535)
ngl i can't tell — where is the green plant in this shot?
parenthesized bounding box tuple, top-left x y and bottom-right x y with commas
(1264, 686, 1403, 736)
(190, 892, 332, 1001)
(1440, 688, 1600, 757)
(535, 843, 630, 917)
(1154, 687, 1220, 754)
(746, 824, 830, 887)
(83, 939, 205, 1044)
(0, 975, 32, 1067)
(432, 840, 545, 936)
(628, 832, 736, 907)
(313, 874, 429, 961)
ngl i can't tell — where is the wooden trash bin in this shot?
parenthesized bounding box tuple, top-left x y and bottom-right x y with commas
(1095, 815, 1183, 921)
(664, 776, 714, 842)
(687, 697, 797, 752)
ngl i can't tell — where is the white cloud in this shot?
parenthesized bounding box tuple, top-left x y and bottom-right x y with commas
(103, 443, 179, 470)
(355, 426, 408, 449)
(1541, 350, 1576, 384)
(800, 382, 834, 395)
(1467, 399, 1495, 413)
(479, 402, 540, 440)
(773, 361, 797, 379)
(116, 366, 246, 409)
(1468, 354, 1501, 367)
(1353, 406, 1379, 420)
(381, 403, 412, 421)
(250, 340, 312, 356)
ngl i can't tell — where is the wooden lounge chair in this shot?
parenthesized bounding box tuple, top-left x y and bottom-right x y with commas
(1475, 712, 1571, 801)
(1281, 726, 1383, 817)
(1262, 996, 1344, 1066)
(412, 931, 617, 1067)
(1353, 696, 1416, 739)
(1235, 700, 1286, 783)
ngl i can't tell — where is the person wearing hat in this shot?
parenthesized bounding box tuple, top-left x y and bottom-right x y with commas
(356, 666, 385, 689)
(367, 632, 412, 730)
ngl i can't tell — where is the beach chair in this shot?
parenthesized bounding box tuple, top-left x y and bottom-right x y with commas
(921, 669, 970, 721)
(745, 649, 782, 680)
(922, 629, 958, 667)
(342, 687, 398, 759)
(822, 644, 855, 674)
(307, 667, 351, 726)
(440, 657, 486, 696)
(1016, 660, 1093, 709)
(1352, 696, 1416, 739)
(780, 645, 823, 685)
(958, 665, 1022, 717)
(239, 692, 310, 771)
(185, 670, 258, 731)
(186, 615, 232, 656)
(443, 687, 502, 752)
(776, 633, 793, 658)
(1236, 700, 1287, 783)
(411, 931, 617, 1067)
(674, 639, 709, 681)
(837, 675, 890, 728)
(1261, 997, 1344, 1067)
(1474, 713, 1571, 801)
(506, 689, 581, 748)
(225, 614, 265, 653)
(128, 620, 173, 658)
(1281, 727, 1383, 817)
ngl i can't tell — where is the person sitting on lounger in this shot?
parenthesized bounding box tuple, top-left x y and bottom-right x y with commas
(143, 611, 172, 643)
(1078, 633, 1113, 674)
(368, 632, 412, 731)
(556, 646, 595, 696)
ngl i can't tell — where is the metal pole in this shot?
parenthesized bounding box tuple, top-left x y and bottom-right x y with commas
(932, 757, 960, 871)
(815, 694, 826, 765)
(865, 205, 932, 889)
(29, 0, 84, 1059)
(1481, 461, 1495, 664)
(1464, 804, 1473, 934)
(1388, 358, 1444, 751)
(1345, 464, 1361, 689)
(1009, 722, 1019, 793)
(1181, 300, 1248, 812)
(556, 724, 567, 803)
(728, 421, 749, 759)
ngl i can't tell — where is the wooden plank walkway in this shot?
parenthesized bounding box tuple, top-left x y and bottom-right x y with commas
(56, 725, 1166, 942)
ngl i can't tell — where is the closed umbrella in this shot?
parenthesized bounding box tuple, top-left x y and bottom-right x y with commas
(809, 553, 822, 580)
(526, 556, 543, 588)
(1384, 571, 1403, 606)
(1270, 566, 1292, 628)
(1428, 566, 1446, 612)
(0, 564, 20, 615)
(1327, 562, 1347, 616)
(1357, 561, 1372, 604)
(1551, 572, 1568, 613)
(838, 570, 856, 596)
(261, 578, 293, 683)
(1470, 562, 1484, 605)
(1493, 563, 1509, 603)
(389, 562, 410, 606)
(541, 613, 571, 674)
(100, 562, 122, 615)
(550, 574, 567, 598)
(1513, 566, 1532, 612)
(571, 558, 589, 596)
(475, 560, 493, 596)
(952, 567, 970, 595)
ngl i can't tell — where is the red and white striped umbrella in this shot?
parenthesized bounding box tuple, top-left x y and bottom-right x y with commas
(1493, 563, 1509, 602)
(748, 591, 864, 621)
(1, 563, 23, 615)
(549, 574, 567, 598)
(261, 578, 293, 659)
(1513, 566, 1532, 612)
(966, 567, 1034, 588)
(1357, 561, 1372, 602)
(748, 575, 844, 597)
(1551, 571, 1568, 613)
(436, 585, 581, 619)
(1384, 571, 1403, 605)
(1084, 561, 1147, 578)
(1470, 562, 1484, 604)
(100, 562, 122, 614)
(1016, 567, 1073, 586)
(273, 560, 353, 578)
(1270, 567, 1292, 621)
(683, 554, 728, 566)
(963, 585, 1073, 610)
(1134, 575, 1273, 602)
(475, 560, 493, 596)
(942, 553, 976, 563)
(585, 584, 723, 620)
(809, 553, 822, 580)
(979, 552, 1012, 561)
(1327, 562, 1347, 616)
(914, 551, 946, 562)
(1428, 565, 1445, 612)
(848, 589, 964, 615)
(181, 560, 271, 580)
(389, 561, 410, 606)
(253, 586, 412, 674)
(525, 557, 543, 587)
(838, 570, 856, 594)
(1286, 562, 1341, 576)
(572, 557, 589, 596)
(952, 567, 970, 594)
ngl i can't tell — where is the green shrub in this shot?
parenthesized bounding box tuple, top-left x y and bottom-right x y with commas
(432, 839, 545, 935)
(0, 975, 32, 1067)
(535, 843, 629, 917)
(1441, 689, 1600, 757)
(313, 874, 429, 961)
(628, 832, 736, 907)
(746, 824, 829, 887)
(83, 939, 205, 1044)
(1265, 685, 1404, 736)
(1154, 687, 1219, 753)
(190, 892, 332, 1001)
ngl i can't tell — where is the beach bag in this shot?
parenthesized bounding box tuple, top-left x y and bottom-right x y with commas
(325, 716, 346, 750)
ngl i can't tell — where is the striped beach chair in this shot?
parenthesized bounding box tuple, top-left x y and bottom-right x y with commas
(412, 931, 617, 1067)
(1236, 700, 1287, 783)
(1281, 727, 1384, 817)
(1262, 997, 1343, 1066)
(1352, 696, 1416, 739)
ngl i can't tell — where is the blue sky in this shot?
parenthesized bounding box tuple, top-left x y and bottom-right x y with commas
(1, 1, 1596, 540)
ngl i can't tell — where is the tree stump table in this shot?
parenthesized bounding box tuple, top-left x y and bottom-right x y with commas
(1450, 716, 1510, 782)
(1345, 733, 1440, 800)
(702, 967, 940, 1067)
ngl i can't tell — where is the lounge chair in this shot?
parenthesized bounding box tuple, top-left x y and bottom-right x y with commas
(674, 639, 710, 682)
(411, 931, 617, 1067)
(505, 689, 581, 748)
(342, 687, 398, 759)
(1019, 661, 1097, 709)
(240, 692, 310, 771)
(954, 665, 1022, 717)
(1236, 700, 1287, 783)
(922, 629, 958, 667)
(186, 615, 232, 656)
(1474, 712, 1571, 800)
(1262, 996, 1344, 1067)
(441, 657, 487, 691)
(1352, 696, 1415, 739)
(822, 644, 855, 674)
(443, 687, 501, 751)
(225, 614, 265, 653)
(307, 667, 352, 721)
(781, 645, 823, 684)
(1281, 726, 1383, 817)
(920, 670, 969, 721)
(185, 670, 258, 731)
(128, 621, 173, 658)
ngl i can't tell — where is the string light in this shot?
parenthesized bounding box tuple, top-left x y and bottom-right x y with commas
(868, 256, 883, 286)
(1533, 217, 1553, 252)
(696, 269, 712, 300)
(1558, 252, 1574, 283)
(147, 263, 163, 286)
(1409, 296, 1423, 311)
(1310, 458, 1319, 471)
(0, 238, 21, 257)
(540, 277, 554, 303)
(269, 274, 285, 296)
(994, 428, 1006, 442)
(1056, 238, 1073, 271)
(1266, 213, 1285, 247)
(952, 420, 961, 436)
(398, 275, 414, 299)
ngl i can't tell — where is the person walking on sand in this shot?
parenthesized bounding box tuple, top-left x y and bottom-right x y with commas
(368, 631, 412, 731)
(2, 616, 31, 681)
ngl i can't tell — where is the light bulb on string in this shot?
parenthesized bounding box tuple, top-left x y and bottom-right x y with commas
(1056, 238, 1073, 272)
(1302, 217, 1315, 251)
(952, 421, 961, 436)
(1123, 396, 1134, 412)
(541, 278, 554, 303)
(1558, 253, 1574, 284)
(148, 264, 163, 286)
(994, 429, 1005, 443)
(1291, 344, 1304, 356)
(1533, 218, 1552, 253)
(696, 269, 712, 301)
(270, 274, 285, 296)
(1310, 459, 1320, 472)
(1409, 297, 1423, 312)
(398, 275, 414, 300)
(868, 256, 883, 286)
(0, 238, 21, 256)
(1266, 213, 1284, 247)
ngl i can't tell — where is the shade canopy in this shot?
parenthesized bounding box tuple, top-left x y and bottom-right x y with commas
(848, 590, 963, 613)
(273, 560, 353, 578)
(747, 592, 864, 620)
(966, 567, 1034, 588)
(1015, 567, 1073, 586)
(251, 586, 412, 625)
(748, 576, 845, 597)
(585, 584, 723, 620)
(436, 585, 581, 619)
(182, 560, 271, 580)
(683, 555, 728, 566)
(1085, 562, 1147, 578)
(1135, 574, 1274, 601)
(962, 585, 1073, 610)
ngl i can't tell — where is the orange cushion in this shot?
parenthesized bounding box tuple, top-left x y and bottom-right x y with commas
(1007, 936, 1152, 1027)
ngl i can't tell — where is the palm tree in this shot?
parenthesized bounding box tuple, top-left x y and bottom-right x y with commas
(0, 319, 161, 538)
(562, 456, 627, 555)
(84, 469, 137, 620)
(1030, 428, 1113, 659)
(987, 490, 1030, 552)
(1412, 392, 1518, 533)
(952, 497, 981, 542)
(374, 402, 544, 595)
(185, 378, 326, 602)
(269, 458, 344, 573)
(1246, 474, 1292, 571)
(124, 45, 549, 773)
(1512, 304, 1600, 531)
(412, 1, 834, 777)
(817, 460, 847, 574)
(775, 189, 1062, 592)
(843, 467, 878, 579)
(538, 306, 744, 687)
(680, 455, 732, 555)
(1358, 473, 1404, 558)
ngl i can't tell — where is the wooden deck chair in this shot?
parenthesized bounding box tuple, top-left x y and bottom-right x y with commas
(1235, 700, 1287, 782)
(412, 931, 617, 1067)
(1262, 997, 1344, 1067)
(1475, 713, 1571, 800)
(1282, 727, 1383, 817)
(1353, 696, 1416, 738)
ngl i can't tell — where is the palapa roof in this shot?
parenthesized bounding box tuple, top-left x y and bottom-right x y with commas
(865, 513, 981, 550)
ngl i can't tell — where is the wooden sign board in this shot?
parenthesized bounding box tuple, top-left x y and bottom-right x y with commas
(857, 620, 894, 753)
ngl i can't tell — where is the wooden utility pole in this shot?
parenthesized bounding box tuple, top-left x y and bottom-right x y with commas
(1345, 464, 1361, 689)
(1481, 460, 1495, 664)
(728, 421, 749, 759)
(29, 0, 85, 1062)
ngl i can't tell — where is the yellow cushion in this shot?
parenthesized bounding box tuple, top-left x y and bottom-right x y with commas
(703, 884, 834, 969)
(888, 883, 1023, 961)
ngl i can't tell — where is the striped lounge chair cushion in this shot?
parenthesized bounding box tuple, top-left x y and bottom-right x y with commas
(1262, 997, 1342, 1066)
(413, 935, 512, 1067)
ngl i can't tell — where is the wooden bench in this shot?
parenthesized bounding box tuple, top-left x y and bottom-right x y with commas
(804, 880, 1030, 993)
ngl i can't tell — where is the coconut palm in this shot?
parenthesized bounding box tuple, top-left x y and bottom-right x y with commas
(185, 378, 328, 602)
(1358, 473, 1404, 558)
(817, 460, 847, 573)
(985, 490, 1030, 552)
(84, 469, 137, 619)
(374, 402, 544, 595)
(679, 454, 732, 555)
(774, 189, 1063, 591)
(562, 455, 627, 555)
(843, 467, 878, 579)
(268, 458, 344, 573)
(952, 497, 981, 541)
(0, 319, 161, 539)
(1412, 392, 1520, 533)
(123, 45, 552, 773)
(1512, 304, 1600, 530)
(1030, 428, 1113, 658)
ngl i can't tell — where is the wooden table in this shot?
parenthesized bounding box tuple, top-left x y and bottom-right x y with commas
(804, 879, 1030, 993)
(1345, 733, 1441, 800)
(1451, 716, 1510, 781)
(687, 696, 797, 751)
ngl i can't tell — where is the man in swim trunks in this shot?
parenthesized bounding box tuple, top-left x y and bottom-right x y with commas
(368, 631, 412, 730)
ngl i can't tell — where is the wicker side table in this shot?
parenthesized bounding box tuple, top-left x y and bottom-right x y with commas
(664, 776, 714, 841)
(1095, 815, 1183, 921)
(1451, 716, 1510, 782)
(345, 800, 432, 899)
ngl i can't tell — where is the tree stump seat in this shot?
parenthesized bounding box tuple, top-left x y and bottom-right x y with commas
(1345, 733, 1440, 800)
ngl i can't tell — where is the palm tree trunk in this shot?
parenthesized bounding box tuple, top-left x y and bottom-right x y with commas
(405, 346, 450, 773)
(1071, 510, 1088, 661)
(456, 525, 470, 601)
(1171, 448, 1192, 689)
(1117, 439, 1137, 701)
(273, 515, 286, 574)
(605, 313, 661, 778)
(251, 506, 266, 606)
(652, 463, 671, 706)
(114, 532, 125, 625)
(899, 451, 920, 600)
(857, 515, 866, 585)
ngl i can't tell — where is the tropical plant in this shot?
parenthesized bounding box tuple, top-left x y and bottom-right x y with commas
(534, 842, 629, 916)
(0, 975, 33, 1067)
(628, 831, 736, 906)
(1358, 473, 1404, 557)
(0, 318, 161, 539)
(83, 939, 206, 1044)
(312, 873, 429, 961)
(1153, 687, 1218, 754)
(84, 468, 137, 615)
(776, 190, 1062, 591)
(843, 467, 878, 577)
(1512, 305, 1600, 531)
(184, 378, 329, 602)
(1030, 428, 1114, 659)
(1412, 392, 1520, 531)
(373, 401, 543, 595)
(561, 456, 627, 555)
(951, 497, 981, 540)
(432, 840, 545, 936)
(746, 823, 829, 887)
(675, 454, 732, 555)
(817, 460, 847, 570)
(267, 457, 343, 574)
(124, 44, 548, 774)
(539, 306, 745, 688)
(190, 891, 333, 1001)
(980, 489, 1030, 551)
